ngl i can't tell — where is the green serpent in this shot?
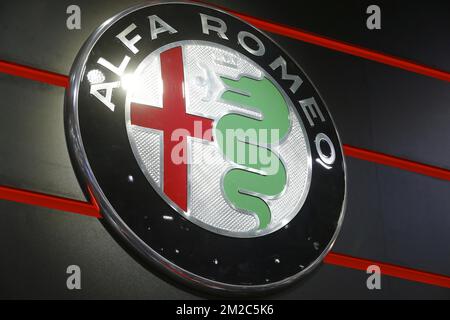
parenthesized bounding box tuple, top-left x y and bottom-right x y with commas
(215, 76, 290, 230)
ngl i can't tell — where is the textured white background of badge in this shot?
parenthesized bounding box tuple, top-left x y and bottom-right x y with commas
(127, 42, 310, 234)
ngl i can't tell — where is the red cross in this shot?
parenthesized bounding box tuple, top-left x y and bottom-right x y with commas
(130, 46, 213, 212)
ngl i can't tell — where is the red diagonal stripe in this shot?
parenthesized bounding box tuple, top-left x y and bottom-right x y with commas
(343, 145, 450, 181)
(0, 60, 69, 88)
(324, 252, 450, 289)
(0, 185, 101, 218)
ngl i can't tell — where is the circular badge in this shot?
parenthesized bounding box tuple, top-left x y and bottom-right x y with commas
(65, 1, 346, 294)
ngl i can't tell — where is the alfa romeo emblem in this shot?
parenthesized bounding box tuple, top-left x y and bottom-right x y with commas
(65, 1, 346, 294)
